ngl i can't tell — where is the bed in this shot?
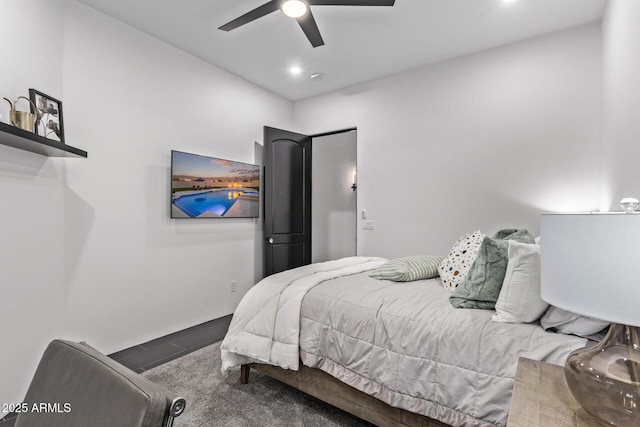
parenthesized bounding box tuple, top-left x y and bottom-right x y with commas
(220, 256, 587, 427)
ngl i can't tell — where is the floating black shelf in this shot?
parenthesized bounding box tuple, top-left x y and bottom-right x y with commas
(0, 121, 87, 158)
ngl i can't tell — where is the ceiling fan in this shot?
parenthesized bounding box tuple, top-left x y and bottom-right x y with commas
(219, 0, 396, 48)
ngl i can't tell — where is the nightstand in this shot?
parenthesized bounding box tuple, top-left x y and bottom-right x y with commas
(507, 357, 603, 427)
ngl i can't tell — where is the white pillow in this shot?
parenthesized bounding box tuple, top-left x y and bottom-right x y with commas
(438, 229, 484, 292)
(539, 306, 609, 337)
(492, 241, 548, 323)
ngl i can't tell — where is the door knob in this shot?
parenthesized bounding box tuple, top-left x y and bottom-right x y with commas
(268, 237, 274, 244)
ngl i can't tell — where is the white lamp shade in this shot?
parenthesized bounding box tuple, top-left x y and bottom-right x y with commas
(540, 213, 640, 327)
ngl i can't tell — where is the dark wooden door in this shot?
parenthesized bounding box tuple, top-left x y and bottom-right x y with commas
(264, 126, 312, 276)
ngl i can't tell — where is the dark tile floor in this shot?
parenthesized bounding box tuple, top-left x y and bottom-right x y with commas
(0, 315, 232, 426)
(110, 314, 232, 372)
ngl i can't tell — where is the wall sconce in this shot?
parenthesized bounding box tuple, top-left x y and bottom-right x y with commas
(351, 169, 357, 191)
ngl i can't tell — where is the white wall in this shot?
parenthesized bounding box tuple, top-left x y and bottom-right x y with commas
(311, 131, 357, 263)
(294, 24, 603, 258)
(0, 2, 610, 411)
(601, 1, 640, 211)
(0, 0, 68, 412)
(0, 0, 292, 409)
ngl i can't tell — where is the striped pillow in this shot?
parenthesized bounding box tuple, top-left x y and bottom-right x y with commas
(369, 255, 444, 282)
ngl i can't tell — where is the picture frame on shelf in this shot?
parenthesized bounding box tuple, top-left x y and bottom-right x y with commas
(29, 89, 65, 144)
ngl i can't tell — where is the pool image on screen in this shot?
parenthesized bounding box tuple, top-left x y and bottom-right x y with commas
(171, 150, 260, 218)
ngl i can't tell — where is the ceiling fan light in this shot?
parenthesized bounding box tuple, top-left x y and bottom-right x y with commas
(281, 0, 308, 18)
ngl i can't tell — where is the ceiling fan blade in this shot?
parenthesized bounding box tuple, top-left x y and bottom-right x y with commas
(219, 1, 281, 32)
(297, 10, 325, 47)
(308, 0, 395, 6)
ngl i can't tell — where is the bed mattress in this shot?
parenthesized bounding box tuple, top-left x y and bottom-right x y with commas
(299, 273, 586, 427)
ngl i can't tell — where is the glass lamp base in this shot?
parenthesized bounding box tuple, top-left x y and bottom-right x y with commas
(565, 324, 640, 427)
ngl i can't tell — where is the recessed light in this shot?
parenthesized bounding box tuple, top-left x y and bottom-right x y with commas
(502, 0, 518, 4)
(289, 66, 302, 75)
(310, 72, 324, 81)
(281, 0, 308, 18)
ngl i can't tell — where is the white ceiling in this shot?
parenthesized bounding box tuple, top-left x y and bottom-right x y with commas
(77, 0, 607, 101)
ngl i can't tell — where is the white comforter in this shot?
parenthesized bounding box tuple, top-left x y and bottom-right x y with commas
(298, 273, 588, 426)
(220, 256, 386, 372)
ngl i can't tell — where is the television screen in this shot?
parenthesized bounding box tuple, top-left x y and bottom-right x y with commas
(171, 150, 260, 218)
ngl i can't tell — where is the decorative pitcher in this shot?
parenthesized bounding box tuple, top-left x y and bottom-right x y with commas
(3, 96, 38, 132)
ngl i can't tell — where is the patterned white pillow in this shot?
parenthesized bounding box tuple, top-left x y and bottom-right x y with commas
(438, 229, 485, 292)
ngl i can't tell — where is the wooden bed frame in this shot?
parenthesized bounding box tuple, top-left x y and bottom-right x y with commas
(240, 363, 448, 427)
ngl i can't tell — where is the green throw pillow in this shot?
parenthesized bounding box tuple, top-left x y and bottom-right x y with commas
(450, 229, 534, 309)
(370, 255, 444, 282)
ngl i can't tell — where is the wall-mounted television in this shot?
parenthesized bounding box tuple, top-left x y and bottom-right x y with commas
(171, 150, 260, 218)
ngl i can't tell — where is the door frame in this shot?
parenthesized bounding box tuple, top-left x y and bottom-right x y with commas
(309, 127, 358, 261)
(309, 127, 357, 139)
(261, 126, 358, 278)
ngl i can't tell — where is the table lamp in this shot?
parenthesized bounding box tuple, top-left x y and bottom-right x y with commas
(540, 213, 640, 427)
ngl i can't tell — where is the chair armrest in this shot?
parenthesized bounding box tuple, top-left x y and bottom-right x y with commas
(15, 340, 185, 427)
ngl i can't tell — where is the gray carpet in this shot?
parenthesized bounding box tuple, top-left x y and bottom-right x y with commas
(142, 342, 373, 426)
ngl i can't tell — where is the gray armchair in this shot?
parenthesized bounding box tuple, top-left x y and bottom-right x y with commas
(15, 339, 185, 427)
